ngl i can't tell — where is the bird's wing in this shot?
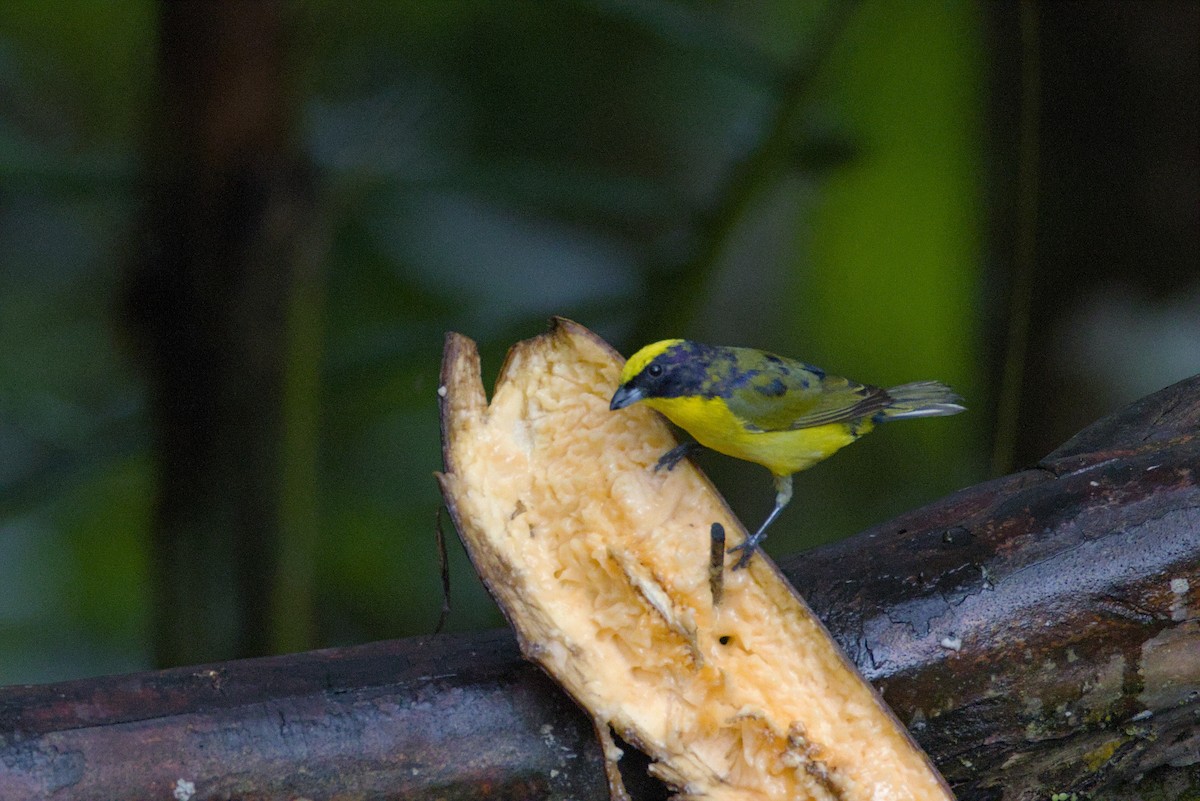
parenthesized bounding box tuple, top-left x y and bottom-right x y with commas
(723, 354, 891, 432)
(782, 375, 892, 430)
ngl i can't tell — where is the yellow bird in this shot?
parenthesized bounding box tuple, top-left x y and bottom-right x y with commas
(609, 339, 964, 568)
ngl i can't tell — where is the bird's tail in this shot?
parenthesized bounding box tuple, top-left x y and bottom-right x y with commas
(879, 381, 965, 421)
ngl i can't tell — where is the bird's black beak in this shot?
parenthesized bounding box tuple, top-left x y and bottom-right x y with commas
(609, 384, 643, 411)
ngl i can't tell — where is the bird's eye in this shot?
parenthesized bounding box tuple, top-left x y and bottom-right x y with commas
(647, 364, 663, 378)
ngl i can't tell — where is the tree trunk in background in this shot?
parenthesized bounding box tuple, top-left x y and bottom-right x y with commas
(985, 2, 1200, 470)
(125, 0, 318, 667)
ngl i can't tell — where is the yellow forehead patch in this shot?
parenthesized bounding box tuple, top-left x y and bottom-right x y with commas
(619, 339, 684, 383)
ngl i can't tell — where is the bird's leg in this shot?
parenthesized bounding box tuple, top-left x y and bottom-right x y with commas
(729, 474, 793, 570)
(654, 440, 699, 472)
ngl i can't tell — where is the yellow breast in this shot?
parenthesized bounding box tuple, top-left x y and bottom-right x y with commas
(643, 395, 869, 476)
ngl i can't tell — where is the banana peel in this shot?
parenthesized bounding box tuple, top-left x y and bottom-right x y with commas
(437, 318, 954, 801)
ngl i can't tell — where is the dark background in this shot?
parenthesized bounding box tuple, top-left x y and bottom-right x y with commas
(1, 0, 1196, 683)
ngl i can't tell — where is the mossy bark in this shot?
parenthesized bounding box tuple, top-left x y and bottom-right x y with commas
(1, 369, 1196, 799)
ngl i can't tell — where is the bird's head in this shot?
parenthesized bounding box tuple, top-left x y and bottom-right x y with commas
(610, 339, 705, 410)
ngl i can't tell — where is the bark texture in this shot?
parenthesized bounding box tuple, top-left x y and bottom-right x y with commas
(1, 375, 1197, 800)
(793, 373, 1200, 798)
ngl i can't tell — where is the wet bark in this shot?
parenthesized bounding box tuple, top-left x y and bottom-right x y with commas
(2, 375, 1197, 800)
(793, 374, 1200, 798)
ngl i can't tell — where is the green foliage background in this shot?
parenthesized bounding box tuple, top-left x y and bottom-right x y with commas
(1, 1, 1195, 684)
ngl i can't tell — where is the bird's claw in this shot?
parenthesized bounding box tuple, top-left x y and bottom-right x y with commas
(728, 537, 761, 570)
(654, 442, 695, 472)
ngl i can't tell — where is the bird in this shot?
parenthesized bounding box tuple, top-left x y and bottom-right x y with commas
(609, 339, 965, 569)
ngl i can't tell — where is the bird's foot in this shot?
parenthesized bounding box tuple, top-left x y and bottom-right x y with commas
(728, 534, 765, 571)
(654, 442, 697, 472)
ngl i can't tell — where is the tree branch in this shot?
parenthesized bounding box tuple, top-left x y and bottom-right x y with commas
(2, 375, 1197, 800)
